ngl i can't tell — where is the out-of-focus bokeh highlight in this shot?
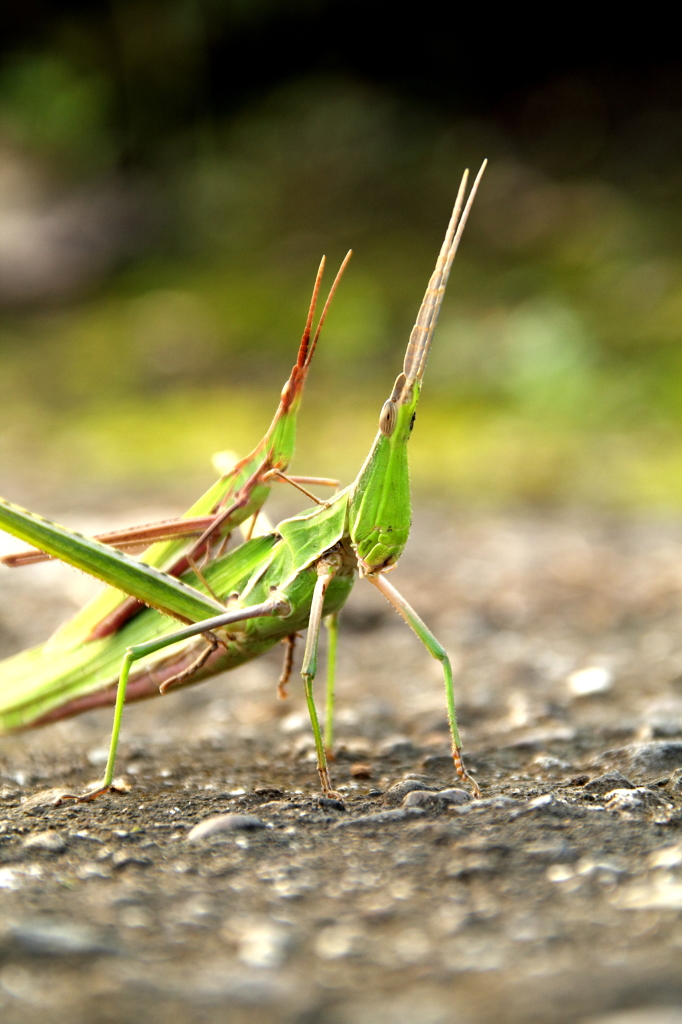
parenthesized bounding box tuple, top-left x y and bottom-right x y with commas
(2, 4, 682, 509)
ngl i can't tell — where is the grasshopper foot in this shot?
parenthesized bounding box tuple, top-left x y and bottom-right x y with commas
(76, 777, 132, 802)
(317, 765, 337, 798)
(453, 747, 481, 799)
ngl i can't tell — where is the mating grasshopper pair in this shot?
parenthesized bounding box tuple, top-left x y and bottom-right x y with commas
(0, 163, 486, 800)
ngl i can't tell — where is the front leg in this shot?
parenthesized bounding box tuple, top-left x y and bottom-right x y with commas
(81, 597, 289, 801)
(323, 611, 339, 757)
(300, 553, 343, 795)
(367, 573, 481, 798)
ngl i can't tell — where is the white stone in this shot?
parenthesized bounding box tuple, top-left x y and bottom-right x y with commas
(612, 877, 682, 911)
(23, 831, 66, 853)
(237, 923, 290, 969)
(567, 666, 613, 696)
(314, 923, 363, 960)
(187, 814, 265, 841)
(648, 844, 682, 869)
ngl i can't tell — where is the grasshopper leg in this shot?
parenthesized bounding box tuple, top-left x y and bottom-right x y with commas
(266, 470, 331, 507)
(300, 553, 342, 795)
(186, 554, 224, 604)
(323, 611, 339, 758)
(80, 597, 289, 801)
(158, 632, 220, 695)
(368, 573, 481, 799)
(278, 633, 298, 699)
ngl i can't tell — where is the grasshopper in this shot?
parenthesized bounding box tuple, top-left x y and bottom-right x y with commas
(2, 251, 351, 651)
(0, 164, 485, 799)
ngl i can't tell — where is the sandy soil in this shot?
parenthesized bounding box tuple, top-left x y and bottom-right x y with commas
(1, 505, 682, 1024)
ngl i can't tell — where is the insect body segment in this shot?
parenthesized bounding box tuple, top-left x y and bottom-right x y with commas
(3, 251, 351, 649)
(0, 164, 486, 800)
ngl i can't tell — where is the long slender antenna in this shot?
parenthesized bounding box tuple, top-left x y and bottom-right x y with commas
(305, 249, 353, 369)
(296, 255, 326, 369)
(416, 159, 487, 380)
(403, 159, 487, 385)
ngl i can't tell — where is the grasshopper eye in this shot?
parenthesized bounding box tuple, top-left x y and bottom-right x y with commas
(379, 399, 397, 436)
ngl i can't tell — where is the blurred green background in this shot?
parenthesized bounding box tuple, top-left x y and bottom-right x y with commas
(2, 2, 682, 509)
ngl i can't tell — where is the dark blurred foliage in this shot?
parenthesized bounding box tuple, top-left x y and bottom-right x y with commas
(1, 2, 682, 504)
(1, 2, 680, 179)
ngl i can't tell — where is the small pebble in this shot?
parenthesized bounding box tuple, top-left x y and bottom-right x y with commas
(546, 864, 576, 883)
(318, 797, 346, 812)
(77, 862, 111, 880)
(566, 666, 613, 696)
(86, 747, 110, 766)
(314, 923, 363, 960)
(187, 814, 266, 842)
(604, 787, 666, 812)
(648, 843, 682, 869)
(384, 780, 435, 806)
(402, 788, 470, 809)
(22, 830, 67, 853)
(614, 877, 682, 912)
(402, 790, 441, 808)
(109, 776, 133, 793)
(512, 794, 585, 820)
(437, 788, 472, 805)
(628, 741, 682, 774)
(280, 711, 308, 734)
(112, 850, 153, 869)
(8, 917, 114, 956)
(583, 770, 635, 794)
(350, 763, 373, 779)
(237, 922, 291, 969)
(464, 796, 520, 812)
(528, 793, 569, 813)
(574, 856, 626, 880)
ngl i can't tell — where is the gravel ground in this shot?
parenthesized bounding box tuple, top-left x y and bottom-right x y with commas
(1, 505, 682, 1024)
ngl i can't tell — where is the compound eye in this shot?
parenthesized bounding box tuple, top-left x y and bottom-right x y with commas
(379, 399, 397, 436)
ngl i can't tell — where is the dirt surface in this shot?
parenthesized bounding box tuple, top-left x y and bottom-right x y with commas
(1, 506, 682, 1024)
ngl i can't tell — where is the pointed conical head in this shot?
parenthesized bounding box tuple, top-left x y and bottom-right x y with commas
(349, 163, 486, 575)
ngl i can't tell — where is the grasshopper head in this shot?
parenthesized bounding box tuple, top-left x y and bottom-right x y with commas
(348, 163, 486, 576)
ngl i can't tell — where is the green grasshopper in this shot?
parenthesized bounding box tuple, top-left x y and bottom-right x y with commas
(2, 251, 351, 651)
(0, 164, 485, 799)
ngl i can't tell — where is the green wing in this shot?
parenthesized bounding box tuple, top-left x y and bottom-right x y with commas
(0, 533, 278, 731)
(0, 497, 226, 624)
